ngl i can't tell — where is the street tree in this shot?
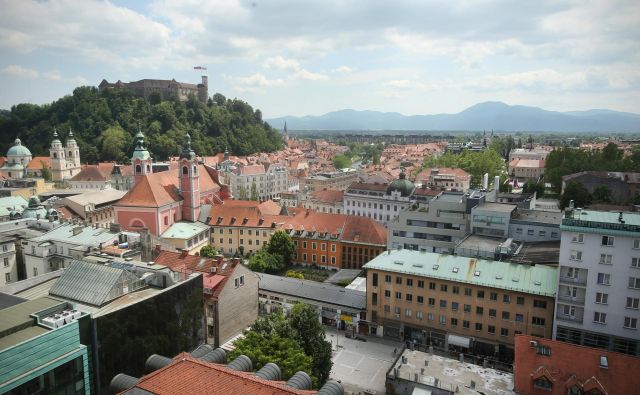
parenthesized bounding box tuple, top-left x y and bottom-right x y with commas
(266, 230, 295, 266)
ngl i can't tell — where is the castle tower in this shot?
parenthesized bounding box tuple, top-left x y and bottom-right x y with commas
(64, 129, 82, 178)
(179, 132, 200, 222)
(131, 130, 152, 185)
(49, 129, 65, 181)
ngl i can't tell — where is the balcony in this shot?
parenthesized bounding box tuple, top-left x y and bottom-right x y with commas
(558, 295, 585, 305)
(559, 276, 587, 286)
(556, 313, 583, 324)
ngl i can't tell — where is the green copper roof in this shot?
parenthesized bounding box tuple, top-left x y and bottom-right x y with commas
(161, 221, 209, 239)
(560, 210, 640, 237)
(132, 130, 151, 160)
(363, 249, 558, 297)
(6, 138, 32, 157)
(387, 172, 415, 197)
(179, 132, 196, 160)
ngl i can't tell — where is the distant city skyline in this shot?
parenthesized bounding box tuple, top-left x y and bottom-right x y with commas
(0, 0, 638, 118)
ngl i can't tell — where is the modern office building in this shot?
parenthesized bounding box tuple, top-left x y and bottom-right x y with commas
(364, 250, 557, 360)
(553, 209, 640, 356)
(0, 296, 91, 394)
(388, 191, 488, 254)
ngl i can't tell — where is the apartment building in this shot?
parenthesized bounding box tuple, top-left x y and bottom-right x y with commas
(344, 172, 416, 226)
(302, 189, 344, 214)
(414, 167, 470, 192)
(388, 191, 486, 253)
(0, 236, 17, 286)
(553, 209, 640, 356)
(208, 200, 283, 256)
(223, 163, 289, 200)
(364, 249, 557, 360)
(508, 148, 550, 162)
(300, 169, 358, 192)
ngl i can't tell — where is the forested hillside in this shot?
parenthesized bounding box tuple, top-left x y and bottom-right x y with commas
(0, 87, 284, 163)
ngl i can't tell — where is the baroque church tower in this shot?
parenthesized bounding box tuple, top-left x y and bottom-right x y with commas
(49, 128, 82, 181)
(179, 132, 200, 222)
(131, 130, 152, 185)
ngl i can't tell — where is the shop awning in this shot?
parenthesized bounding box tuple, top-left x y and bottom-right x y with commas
(447, 334, 471, 348)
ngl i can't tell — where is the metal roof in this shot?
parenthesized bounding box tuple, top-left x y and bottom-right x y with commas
(561, 209, 640, 237)
(363, 249, 558, 297)
(0, 297, 63, 337)
(0, 293, 26, 310)
(49, 260, 134, 307)
(160, 221, 209, 240)
(257, 273, 366, 310)
(30, 223, 120, 246)
(0, 326, 48, 351)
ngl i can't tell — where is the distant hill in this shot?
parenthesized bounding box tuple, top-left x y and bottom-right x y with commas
(266, 102, 640, 132)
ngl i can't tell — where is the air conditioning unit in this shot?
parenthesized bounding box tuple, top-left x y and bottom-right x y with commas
(529, 340, 538, 348)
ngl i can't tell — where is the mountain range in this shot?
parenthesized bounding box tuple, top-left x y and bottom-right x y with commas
(266, 102, 640, 132)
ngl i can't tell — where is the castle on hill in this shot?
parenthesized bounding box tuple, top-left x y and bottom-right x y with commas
(99, 75, 209, 103)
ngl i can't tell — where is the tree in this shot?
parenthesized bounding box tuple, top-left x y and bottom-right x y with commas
(247, 249, 283, 273)
(200, 245, 219, 258)
(286, 270, 304, 279)
(100, 124, 128, 162)
(523, 181, 545, 197)
(560, 181, 592, 209)
(250, 181, 259, 201)
(229, 331, 313, 382)
(267, 230, 295, 266)
(238, 186, 248, 200)
(602, 142, 622, 162)
(592, 186, 612, 203)
(332, 154, 351, 169)
(40, 163, 51, 181)
(289, 304, 333, 386)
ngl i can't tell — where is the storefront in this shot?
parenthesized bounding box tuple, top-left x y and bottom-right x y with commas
(383, 319, 402, 339)
(446, 333, 472, 353)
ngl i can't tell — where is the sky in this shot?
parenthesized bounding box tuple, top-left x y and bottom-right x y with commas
(0, 0, 639, 118)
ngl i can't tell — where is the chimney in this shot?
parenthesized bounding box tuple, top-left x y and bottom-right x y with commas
(72, 226, 83, 236)
(494, 175, 500, 190)
(483, 173, 489, 190)
(155, 244, 161, 253)
(180, 250, 188, 258)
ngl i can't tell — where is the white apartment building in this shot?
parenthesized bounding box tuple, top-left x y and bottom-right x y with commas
(554, 209, 640, 356)
(344, 173, 416, 226)
(508, 147, 550, 162)
(0, 237, 17, 286)
(224, 163, 289, 200)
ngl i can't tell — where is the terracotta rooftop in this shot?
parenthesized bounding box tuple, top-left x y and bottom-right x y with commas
(122, 353, 315, 395)
(514, 335, 640, 395)
(341, 215, 387, 246)
(310, 189, 344, 204)
(154, 250, 218, 273)
(26, 156, 51, 170)
(69, 164, 112, 182)
(208, 200, 285, 228)
(116, 165, 221, 208)
(236, 164, 266, 176)
(415, 167, 470, 181)
(346, 182, 388, 192)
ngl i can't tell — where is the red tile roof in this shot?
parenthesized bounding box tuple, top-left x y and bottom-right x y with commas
(341, 215, 387, 246)
(154, 250, 218, 272)
(514, 335, 640, 395)
(237, 164, 265, 175)
(26, 156, 51, 170)
(346, 182, 388, 192)
(124, 353, 315, 395)
(208, 200, 284, 227)
(310, 189, 344, 204)
(415, 167, 470, 181)
(117, 165, 221, 208)
(69, 164, 112, 182)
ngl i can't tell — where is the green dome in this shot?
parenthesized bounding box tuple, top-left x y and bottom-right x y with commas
(28, 196, 41, 207)
(387, 172, 416, 197)
(7, 138, 32, 157)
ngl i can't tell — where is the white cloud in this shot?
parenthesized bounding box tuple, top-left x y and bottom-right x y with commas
(234, 73, 285, 88)
(332, 65, 353, 74)
(264, 56, 300, 72)
(294, 69, 329, 81)
(1, 64, 38, 78)
(383, 79, 411, 89)
(42, 70, 62, 81)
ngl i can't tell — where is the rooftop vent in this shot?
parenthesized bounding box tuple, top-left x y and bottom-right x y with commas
(394, 260, 404, 265)
(474, 270, 480, 276)
(534, 281, 541, 286)
(432, 264, 439, 270)
(452, 267, 459, 273)
(512, 277, 519, 282)
(496, 275, 503, 280)
(412, 264, 423, 268)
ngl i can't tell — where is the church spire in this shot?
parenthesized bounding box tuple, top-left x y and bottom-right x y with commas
(180, 132, 196, 160)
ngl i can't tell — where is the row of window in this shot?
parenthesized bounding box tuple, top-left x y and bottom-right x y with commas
(592, 311, 638, 329)
(569, 250, 640, 268)
(345, 200, 402, 211)
(372, 274, 548, 308)
(216, 228, 270, 237)
(295, 241, 337, 252)
(218, 238, 261, 246)
(571, 234, 639, 248)
(383, 306, 517, 335)
(296, 253, 337, 265)
(593, 292, 639, 310)
(514, 228, 558, 238)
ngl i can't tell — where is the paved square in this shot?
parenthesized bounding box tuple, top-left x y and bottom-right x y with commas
(325, 328, 403, 394)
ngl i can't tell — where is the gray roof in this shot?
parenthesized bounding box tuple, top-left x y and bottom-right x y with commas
(0, 293, 26, 310)
(257, 273, 366, 310)
(31, 223, 120, 246)
(0, 297, 63, 338)
(511, 209, 562, 226)
(49, 260, 138, 307)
